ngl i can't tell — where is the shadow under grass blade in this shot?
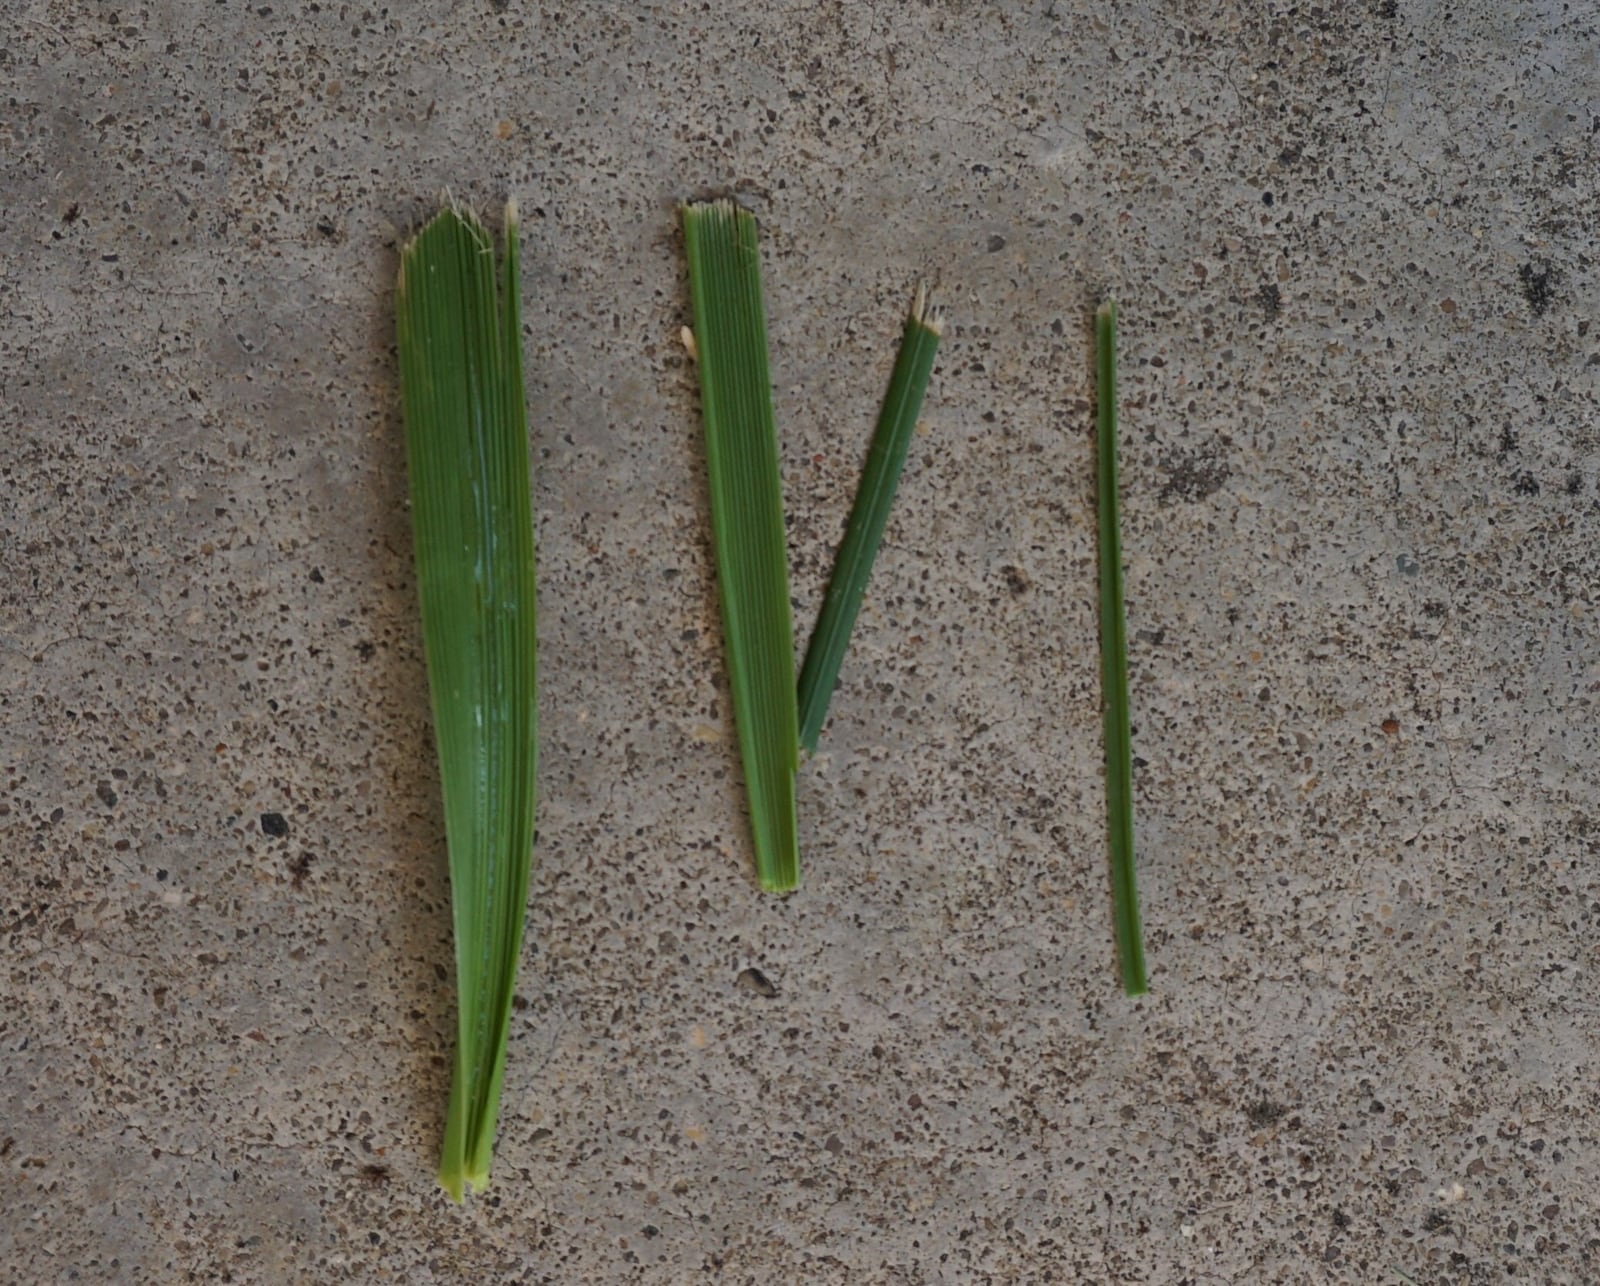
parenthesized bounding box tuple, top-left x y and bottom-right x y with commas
(797, 285, 942, 753)
(1096, 297, 1147, 996)
(682, 199, 800, 892)
(396, 202, 539, 1198)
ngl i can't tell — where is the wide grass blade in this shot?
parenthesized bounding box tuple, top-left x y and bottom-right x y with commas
(396, 202, 539, 1198)
(681, 199, 800, 892)
(797, 286, 942, 753)
(1096, 297, 1147, 996)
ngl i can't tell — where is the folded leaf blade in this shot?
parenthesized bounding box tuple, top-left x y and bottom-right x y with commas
(396, 203, 538, 1198)
(682, 199, 800, 892)
(797, 285, 942, 753)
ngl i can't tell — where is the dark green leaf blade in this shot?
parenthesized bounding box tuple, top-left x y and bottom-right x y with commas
(797, 285, 941, 753)
(682, 199, 800, 892)
(396, 202, 539, 1198)
(1096, 297, 1147, 996)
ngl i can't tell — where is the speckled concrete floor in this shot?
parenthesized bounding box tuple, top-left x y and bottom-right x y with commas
(4, 2, 1598, 1282)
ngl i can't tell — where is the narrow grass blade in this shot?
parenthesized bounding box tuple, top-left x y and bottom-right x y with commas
(1096, 297, 1147, 996)
(681, 199, 800, 893)
(396, 202, 539, 1198)
(797, 285, 942, 753)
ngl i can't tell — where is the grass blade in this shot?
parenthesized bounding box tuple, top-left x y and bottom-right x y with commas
(1096, 297, 1147, 996)
(797, 285, 942, 753)
(681, 199, 800, 892)
(396, 202, 539, 1198)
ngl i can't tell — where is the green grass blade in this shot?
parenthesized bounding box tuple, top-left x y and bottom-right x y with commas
(1096, 297, 1147, 996)
(396, 202, 539, 1198)
(681, 199, 799, 892)
(797, 286, 942, 753)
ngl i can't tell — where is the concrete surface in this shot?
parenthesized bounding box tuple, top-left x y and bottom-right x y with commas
(3, 1, 1598, 1281)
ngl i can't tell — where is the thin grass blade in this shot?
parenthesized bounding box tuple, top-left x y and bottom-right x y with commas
(396, 202, 539, 1198)
(797, 285, 942, 753)
(681, 199, 800, 892)
(1096, 297, 1147, 996)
